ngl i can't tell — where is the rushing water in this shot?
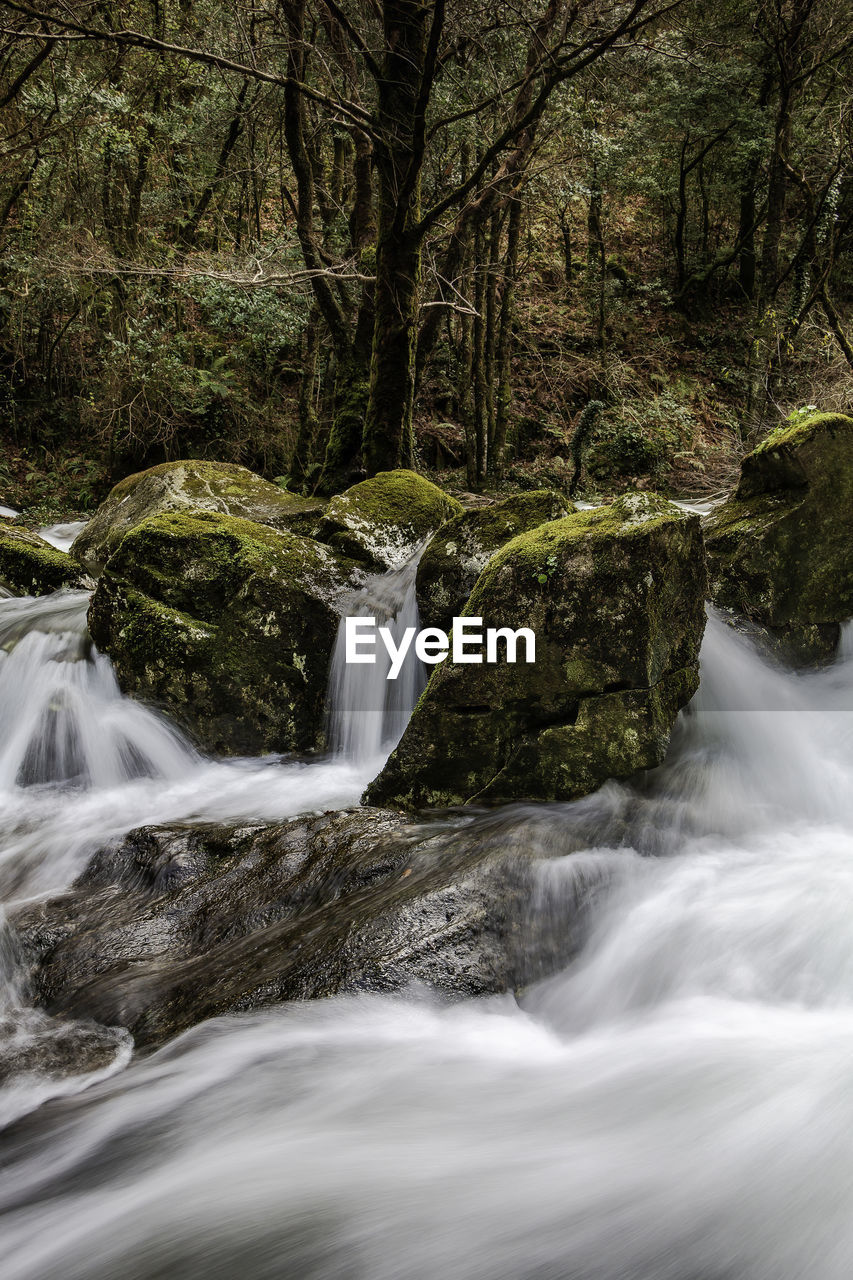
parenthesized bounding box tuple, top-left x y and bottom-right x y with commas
(0, 558, 852, 1276)
(326, 548, 426, 762)
(36, 520, 90, 552)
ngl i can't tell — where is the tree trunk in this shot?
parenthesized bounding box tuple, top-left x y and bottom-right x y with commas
(738, 155, 759, 299)
(491, 195, 522, 479)
(291, 306, 321, 485)
(759, 81, 792, 303)
(738, 69, 773, 300)
(588, 162, 606, 351)
(561, 214, 573, 284)
(472, 220, 489, 484)
(675, 137, 689, 290)
(321, 293, 375, 490)
(362, 0, 443, 476)
(484, 205, 501, 460)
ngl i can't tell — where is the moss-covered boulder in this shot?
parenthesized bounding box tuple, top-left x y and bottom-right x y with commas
(366, 493, 706, 809)
(88, 511, 363, 755)
(704, 412, 853, 663)
(417, 490, 572, 631)
(72, 460, 326, 572)
(316, 469, 463, 569)
(0, 526, 89, 596)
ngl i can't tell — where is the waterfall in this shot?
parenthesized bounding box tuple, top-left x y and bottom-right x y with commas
(0, 579, 387, 905)
(326, 548, 427, 764)
(0, 591, 196, 791)
(5, 544, 853, 1277)
(3, 606, 853, 1279)
(37, 521, 89, 552)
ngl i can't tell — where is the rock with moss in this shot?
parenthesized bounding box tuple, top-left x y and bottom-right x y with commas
(366, 493, 706, 809)
(704, 412, 853, 663)
(0, 526, 89, 596)
(417, 490, 572, 631)
(88, 510, 363, 755)
(316, 469, 463, 569)
(71, 459, 327, 572)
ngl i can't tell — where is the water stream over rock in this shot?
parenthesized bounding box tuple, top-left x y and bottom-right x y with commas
(326, 547, 426, 762)
(0, 556, 852, 1277)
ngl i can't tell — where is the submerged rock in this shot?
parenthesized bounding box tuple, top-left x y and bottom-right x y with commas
(13, 809, 592, 1049)
(316, 469, 463, 569)
(0, 526, 89, 596)
(417, 490, 572, 632)
(88, 511, 363, 755)
(704, 412, 853, 663)
(71, 459, 326, 572)
(0, 1012, 128, 1089)
(366, 493, 706, 808)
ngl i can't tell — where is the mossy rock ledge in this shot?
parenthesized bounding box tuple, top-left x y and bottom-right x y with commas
(365, 492, 707, 809)
(0, 525, 89, 596)
(71, 459, 326, 572)
(315, 469, 463, 569)
(88, 510, 363, 755)
(417, 489, 573, 632)
(704, 412, 853, 663)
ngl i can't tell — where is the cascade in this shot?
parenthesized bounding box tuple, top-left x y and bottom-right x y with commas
(0, 579, 852, 1279)
(327, 548, 427, 764)
(0, 591, 196, 791)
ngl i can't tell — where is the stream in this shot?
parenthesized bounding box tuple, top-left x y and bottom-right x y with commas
(1, 534, 852, 1278)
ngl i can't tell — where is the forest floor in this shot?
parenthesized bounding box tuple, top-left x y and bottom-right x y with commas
(2, 235, 845, 524)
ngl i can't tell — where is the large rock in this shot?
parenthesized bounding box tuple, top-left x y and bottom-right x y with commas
(704, 412, 853, 663)
(366, 492, 706, 809)
(71, 459, 326, 572)
(316, 469, 463, 569)
(417, 490, 572, 631)
(88, 511, 362, 755)
(0, 526, 89, 596)
(13, 809, 592, 1049)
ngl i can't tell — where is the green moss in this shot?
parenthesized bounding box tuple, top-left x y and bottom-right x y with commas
(72, 459, 325, 572)
(468, 492, 682, 603)
(753, 412, 853, 454)
(0, 526, 88, 596)
(416, 490, 571, 630)
(320, 367, 370, 490)
(317, 469, 463, 569)
(89, 511, 363, 755)
(706, 411, 853, 661)
(365, 491, 706, 809)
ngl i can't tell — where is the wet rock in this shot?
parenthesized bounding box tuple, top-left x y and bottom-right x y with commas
(316, 469, 463, 570)
(0, 526, 89, 597)
(88, 511, 363, 755)
(0, 1011, 128, 1087)
(417, 490, 572, 632)
(12, 809, 593, 1050)
(366, 492, 707, 808)
(704, 412, 853, 663)
(71, 460, 326, 573)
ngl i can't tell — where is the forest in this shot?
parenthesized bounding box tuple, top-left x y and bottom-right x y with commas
(1, 0, 851, 515)
(5, 4, 853, 1274)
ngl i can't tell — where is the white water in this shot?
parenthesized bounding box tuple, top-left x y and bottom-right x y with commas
(37, 520, 89, 552)
(0, 581, 852, 1276)
(327, 548, 426, 762)
(0, 565, 426, 904)
(0, 591, 194, 791)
